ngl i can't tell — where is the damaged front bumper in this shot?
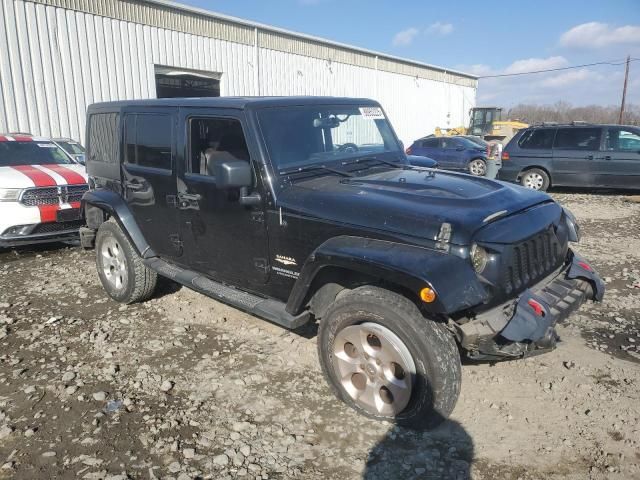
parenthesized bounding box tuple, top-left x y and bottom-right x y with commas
(454, 251, 605, 360)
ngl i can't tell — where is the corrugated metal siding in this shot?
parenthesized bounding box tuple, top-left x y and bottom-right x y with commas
(0, 0, 476, 145)
(26, 0, 255, 45)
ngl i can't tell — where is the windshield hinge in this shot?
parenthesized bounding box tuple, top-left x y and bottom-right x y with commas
(435, 223, 452, 252)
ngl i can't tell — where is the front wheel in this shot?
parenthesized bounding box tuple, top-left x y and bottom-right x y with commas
(468, 158, 487, 176)
(520, 168, 550, 191)
(317, 286, 461, 429)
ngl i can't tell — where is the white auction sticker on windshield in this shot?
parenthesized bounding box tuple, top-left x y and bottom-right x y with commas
(359, 107, 385, 120)
(36, 143, 57, 148)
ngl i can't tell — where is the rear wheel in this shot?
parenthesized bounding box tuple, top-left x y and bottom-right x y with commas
(317, 286, 461, 429)
(468, 158, 487, 176)
(95, 219, 157, 304)
(520, 168, 550, 191)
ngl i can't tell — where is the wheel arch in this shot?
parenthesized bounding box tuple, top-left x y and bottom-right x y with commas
(286, 236, 488, 317)
(81, 188, 154, 258)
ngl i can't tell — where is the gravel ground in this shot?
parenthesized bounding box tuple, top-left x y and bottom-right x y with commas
(0, 192, 638, 480)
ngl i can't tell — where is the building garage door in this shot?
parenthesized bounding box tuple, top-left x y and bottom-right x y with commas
(155, 66, 221, 98)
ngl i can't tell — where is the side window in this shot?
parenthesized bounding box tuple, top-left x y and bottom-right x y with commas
(554, 128, 601, 150)
(188, 117, 249, 176)
(518, 129, 555, 149)
(124, 114, 173, 170)
(441, 138, 453, 149)
(87, 112, 119, 163)
(605, 128, 640, 152)
(421, 138, 438, 148)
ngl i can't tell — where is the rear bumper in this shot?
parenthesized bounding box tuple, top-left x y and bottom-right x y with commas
(496, 166, 520, 182)
(455, 251, 604, 360)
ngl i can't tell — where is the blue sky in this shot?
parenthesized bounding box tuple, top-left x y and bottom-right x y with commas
(180, 0, 640, 107)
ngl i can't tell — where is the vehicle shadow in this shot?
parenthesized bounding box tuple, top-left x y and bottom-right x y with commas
(362, 377, 474, 480)
(549, 186, 640, 195)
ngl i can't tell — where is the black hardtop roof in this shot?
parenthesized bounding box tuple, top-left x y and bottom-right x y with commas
(87, 96, 380, 112)
(526, 123, 636, 129)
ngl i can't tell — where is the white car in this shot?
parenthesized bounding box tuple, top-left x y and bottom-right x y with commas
(0, 133, 88, 247)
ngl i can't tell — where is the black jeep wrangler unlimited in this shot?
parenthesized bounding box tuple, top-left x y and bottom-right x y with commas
(81, 97, 604, 428)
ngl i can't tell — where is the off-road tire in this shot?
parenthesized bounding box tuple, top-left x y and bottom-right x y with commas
(95, 219, 157, 304)
(520, 168, 550, 191)
(317, 285, 461, 429)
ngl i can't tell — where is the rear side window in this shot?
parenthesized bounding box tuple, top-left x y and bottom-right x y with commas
(124, 114, 173, 170)
(421, 138, 439, 148)
(518, 129, 555, 149)
(87, 112, 119, 164)
(554, 128, 601, 150)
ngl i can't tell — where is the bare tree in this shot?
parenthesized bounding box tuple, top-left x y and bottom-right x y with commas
(507, 103, 640, 126)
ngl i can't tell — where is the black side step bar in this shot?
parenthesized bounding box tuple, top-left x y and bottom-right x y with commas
(143, 257, 310, 330)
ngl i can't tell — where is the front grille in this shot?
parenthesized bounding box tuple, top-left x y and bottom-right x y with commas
(20, 185, 88, 206)
(502, 228, 563, 295)
(31, 220, 83, 234)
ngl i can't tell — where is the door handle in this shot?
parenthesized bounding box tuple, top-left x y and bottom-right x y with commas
(125, 181, 144, 191)
(604, 155, 611, 161)
(585, 155, 594, 160)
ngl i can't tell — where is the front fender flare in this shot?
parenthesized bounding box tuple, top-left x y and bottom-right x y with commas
(81, 188, 155, 258)
(286, 236, 488, 315)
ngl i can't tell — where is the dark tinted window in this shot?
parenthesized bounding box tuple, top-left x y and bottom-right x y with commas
(441, 138, 458, 149)
(605, 128, 640, 152)
(554, 128, 601, 150)
(87, 112, 119, 164)
(188, 117, 249, 175)
(0, 141, 73, 166)
(124, 114, 172, 170)
(421, 138, 439, 148)
(518, 129, 555, 149)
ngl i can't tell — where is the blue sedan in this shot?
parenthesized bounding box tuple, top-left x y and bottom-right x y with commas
(406, 136, 488, 176)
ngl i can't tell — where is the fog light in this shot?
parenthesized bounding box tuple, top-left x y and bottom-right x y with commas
(420, 287, 436, 303)
(470, 244, 488, 274)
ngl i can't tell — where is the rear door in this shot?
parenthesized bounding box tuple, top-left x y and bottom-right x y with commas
(597, 126, 640, 188)
(416, 137, 441, 162)
(121, 108, 182, 258)
(552, 127, 601, 186)
(439, 137, 458, 168)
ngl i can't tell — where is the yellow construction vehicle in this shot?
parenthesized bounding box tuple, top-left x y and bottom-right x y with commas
(435, 107, 528, 144)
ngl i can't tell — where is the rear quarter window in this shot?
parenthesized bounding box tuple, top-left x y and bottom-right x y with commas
(517, 129, 555, 149)
(87, 113, 120, 164)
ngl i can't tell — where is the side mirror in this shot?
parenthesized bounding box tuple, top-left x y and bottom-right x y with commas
(214, 160, 252, 188)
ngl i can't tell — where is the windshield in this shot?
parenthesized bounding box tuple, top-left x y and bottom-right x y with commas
(257, 105, 402, 171)
(56, 141, 85, 155)
(0, 141, 74, 166)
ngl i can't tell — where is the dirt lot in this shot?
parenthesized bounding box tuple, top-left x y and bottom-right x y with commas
(0, 192, 639, 480)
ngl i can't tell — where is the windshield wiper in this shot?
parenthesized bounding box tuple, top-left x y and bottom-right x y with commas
(341, 156, 405, 169)
(279, 164, 353, 177)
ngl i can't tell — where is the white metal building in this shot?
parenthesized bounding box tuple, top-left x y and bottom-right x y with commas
(0, 0, 477, 146)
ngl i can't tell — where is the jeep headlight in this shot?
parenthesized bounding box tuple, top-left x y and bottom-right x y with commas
(563, 207, 580, 242)
(0, 188, 23, 202)
(470, 244, 488, 274)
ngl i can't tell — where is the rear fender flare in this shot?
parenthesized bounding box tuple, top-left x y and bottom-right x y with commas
(286, 236, 488, 315)
(81, 189, 155, 258)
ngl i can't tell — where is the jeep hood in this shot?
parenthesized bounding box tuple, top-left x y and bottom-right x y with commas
(278, 168, 555, 246)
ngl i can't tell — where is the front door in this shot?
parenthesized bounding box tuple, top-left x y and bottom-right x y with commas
(121, 108, 182, 258)
(596, 126, 640, 188)
(440, 137, 458, 169)
(552, 127, 601, 186)
(176, 110, 269, 288)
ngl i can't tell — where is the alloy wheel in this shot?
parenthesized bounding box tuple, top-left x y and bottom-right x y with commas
(332, 322, 416, 416)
